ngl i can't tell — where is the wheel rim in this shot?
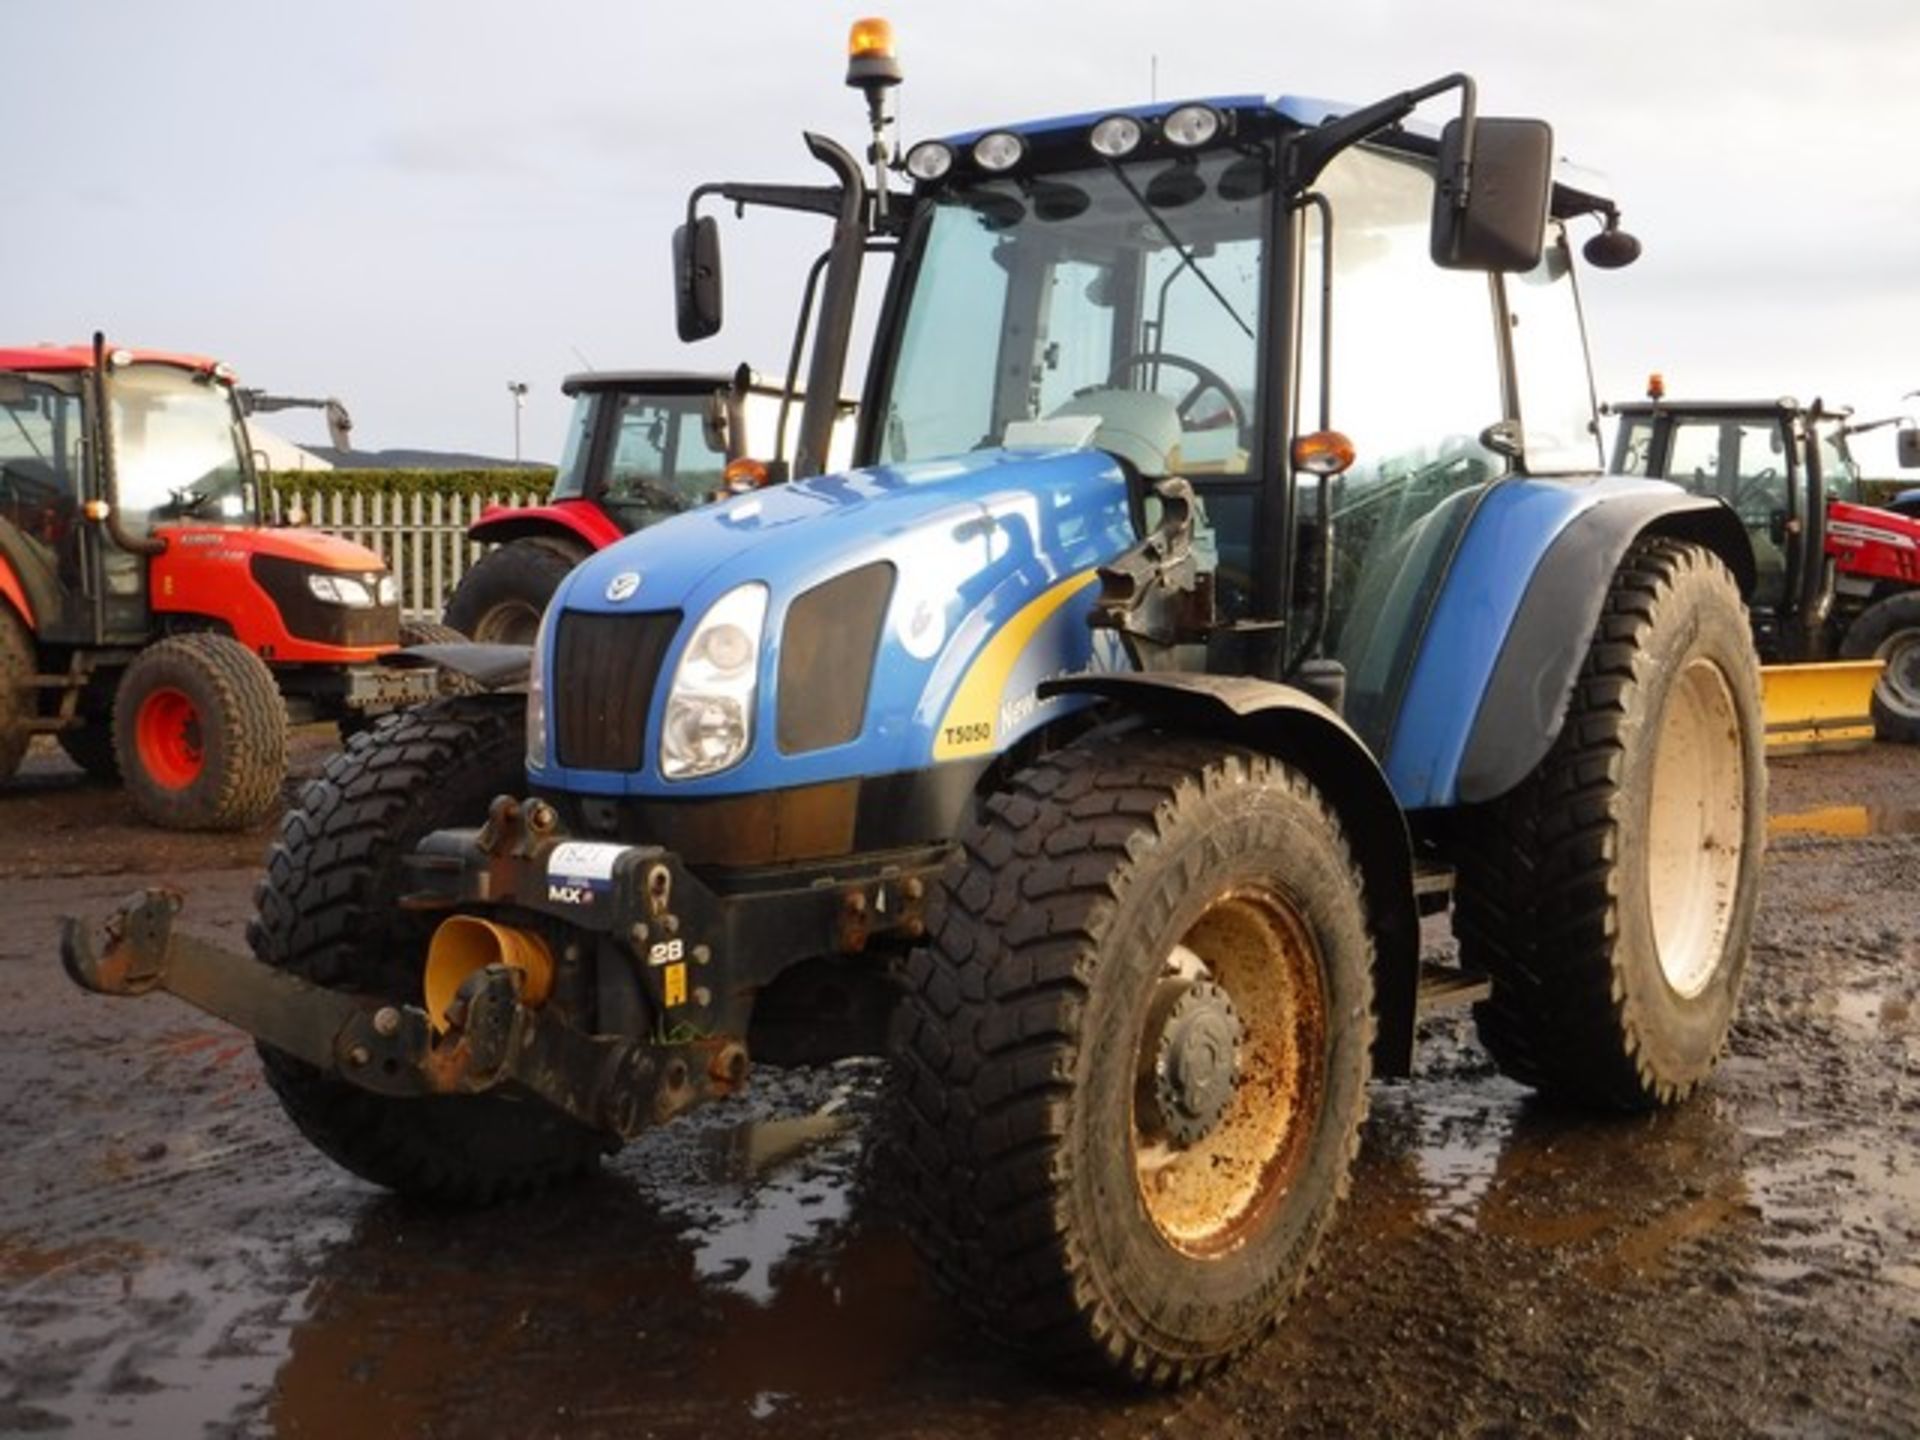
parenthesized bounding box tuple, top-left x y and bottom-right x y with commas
(136, 687, 204, 789)
(1874, 627, 1920, 718)
(1130, 888, 1327, 1257)
(1646, 657, 1746, 997)
(474, 600, 542, 646)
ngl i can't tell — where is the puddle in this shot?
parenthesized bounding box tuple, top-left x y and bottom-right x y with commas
(1768, 804, 1920, 839)
(1741, 1133, 1920, 1320)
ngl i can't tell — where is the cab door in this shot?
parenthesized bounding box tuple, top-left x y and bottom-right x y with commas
(0, 372, 97, 643)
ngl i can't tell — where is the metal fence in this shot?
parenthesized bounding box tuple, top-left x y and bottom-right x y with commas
(267, 484, 545, 620)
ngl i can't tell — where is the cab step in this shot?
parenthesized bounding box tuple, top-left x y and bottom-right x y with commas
(1415, 959, 1490, 1012)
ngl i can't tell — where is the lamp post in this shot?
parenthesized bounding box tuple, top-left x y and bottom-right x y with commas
(507, 381, 529, 463)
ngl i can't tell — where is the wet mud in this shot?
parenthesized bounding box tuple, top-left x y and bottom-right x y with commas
(2, 743, 1916, 1436)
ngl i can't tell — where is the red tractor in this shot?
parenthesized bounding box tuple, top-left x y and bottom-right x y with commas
(443, 368, 852, 641)
(1611, 393, 1920, 740)
(0, 339, 450, 828)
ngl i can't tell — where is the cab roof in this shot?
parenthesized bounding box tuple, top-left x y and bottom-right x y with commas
(0, 343, 229, 376)
(936, 91, 1617, 214)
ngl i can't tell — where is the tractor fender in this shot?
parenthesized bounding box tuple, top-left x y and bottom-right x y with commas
(0, 552, 35, 631)
(466, 500, 618, 556)
(1040, 670, 1422, 1078)
(1448, 488, 1753, 806)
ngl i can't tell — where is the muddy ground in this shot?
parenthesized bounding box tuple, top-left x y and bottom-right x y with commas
(1, 732, 1916, 1438)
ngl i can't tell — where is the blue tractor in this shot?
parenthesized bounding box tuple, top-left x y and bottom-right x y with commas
(65, 29, 1765, 1386)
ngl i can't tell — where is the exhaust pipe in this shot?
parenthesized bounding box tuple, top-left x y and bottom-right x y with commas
(424, 915, 554, 1034)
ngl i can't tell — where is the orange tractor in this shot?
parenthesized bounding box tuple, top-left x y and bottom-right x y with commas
(0, 338, 450, 828)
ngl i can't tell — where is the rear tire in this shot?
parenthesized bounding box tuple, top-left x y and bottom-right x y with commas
(443, 539, 587, 643)
(112, 633, 286, 830)
(0, 607, 31, 784)
(1839, 591, 1920, 744)
(1454, 537, 1765, 1110)
(252, 696, 603, 1203)
(399, 617, 467, 648)
(891, 732, 1374, 1386)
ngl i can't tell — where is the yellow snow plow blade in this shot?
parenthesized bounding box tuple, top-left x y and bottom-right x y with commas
(1760, 660, 1884, 754)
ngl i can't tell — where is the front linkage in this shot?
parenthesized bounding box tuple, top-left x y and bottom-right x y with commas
(61, 792, 942, 1142)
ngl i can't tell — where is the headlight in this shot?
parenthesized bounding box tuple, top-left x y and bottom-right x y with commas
(659, 583, 768, 780)
(1090, 114, 1144, 158)
(1162, 104, 1222, 148)
(525, 600, 558, 771)
(306, 572, 376, 607)
(971, 131, 1025, 173)
(377, 574, 399, 607)
(904, 140, 954, 181)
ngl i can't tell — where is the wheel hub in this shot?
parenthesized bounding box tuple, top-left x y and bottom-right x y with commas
(1145, 980, 1244, 1146)
(1882, 630, 1920, 706)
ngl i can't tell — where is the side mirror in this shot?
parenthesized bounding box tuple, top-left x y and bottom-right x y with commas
(673, 217, 723, 342)
(1897, 426, 1920, 469)
(1430, 117, 1553, 273)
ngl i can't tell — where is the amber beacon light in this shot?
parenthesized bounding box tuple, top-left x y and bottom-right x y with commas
(847, 17, 901, 89)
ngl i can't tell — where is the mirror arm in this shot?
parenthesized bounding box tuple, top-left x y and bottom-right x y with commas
(1291, 73, 1475, 190)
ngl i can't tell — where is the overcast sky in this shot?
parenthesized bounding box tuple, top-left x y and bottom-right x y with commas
(7, 2, 1918, 470)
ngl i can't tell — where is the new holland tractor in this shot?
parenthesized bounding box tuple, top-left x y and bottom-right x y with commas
(1, 339, 451, 829)
(443, 368, 855, 643)
(1610, 391, 1920, 743)
(63, 28, 1765, 1386)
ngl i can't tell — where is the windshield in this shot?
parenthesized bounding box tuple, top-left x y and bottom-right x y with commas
(878, 147, 1269, 478)
(110, 365, 253, 531)
(555, 390, 730, 519)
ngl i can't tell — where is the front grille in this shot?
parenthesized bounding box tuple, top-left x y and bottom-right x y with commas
(777, 562, 895, 753)
(249, 554, 400, 648)
(554, 609, 681, 771)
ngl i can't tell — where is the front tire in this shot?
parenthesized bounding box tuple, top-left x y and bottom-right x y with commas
(112, 633, 286, 830)
(443, 539, 587, 643)
(1454, 537, 1766, 1110)
(252, 696, 603, 1202)
(891, 732, 1374, 1386)
(1840, 591, 1920, 744)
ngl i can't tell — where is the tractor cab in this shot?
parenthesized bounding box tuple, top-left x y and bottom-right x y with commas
(1, 347, 268, 644)
(550, 368, 853, 528)
(1610, 393, 1920, 663)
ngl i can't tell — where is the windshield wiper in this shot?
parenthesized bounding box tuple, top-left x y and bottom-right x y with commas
(1106, 164, 1254, 342)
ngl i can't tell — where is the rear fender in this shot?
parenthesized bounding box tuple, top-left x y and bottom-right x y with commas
(467, 500, 618, 554)
(1040, 671, 1421, 1078)
(1436, 488, 1753, 807)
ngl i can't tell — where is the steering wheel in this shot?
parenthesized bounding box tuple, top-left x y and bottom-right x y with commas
(1106, 351, 1249, 440)
(1727, 466, 1781, 520)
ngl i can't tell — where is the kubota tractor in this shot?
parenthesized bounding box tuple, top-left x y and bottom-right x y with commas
(1611, 393, 1920, 742)
(0, 339, 449, 828)
(64, 27, 1767, 1386)
(444, 368, 855, 642)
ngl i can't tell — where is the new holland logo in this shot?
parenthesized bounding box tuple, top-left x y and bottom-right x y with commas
(605, 571, 643, 602)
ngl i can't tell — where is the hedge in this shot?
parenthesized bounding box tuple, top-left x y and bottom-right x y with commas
(264, 467, 556, 502)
